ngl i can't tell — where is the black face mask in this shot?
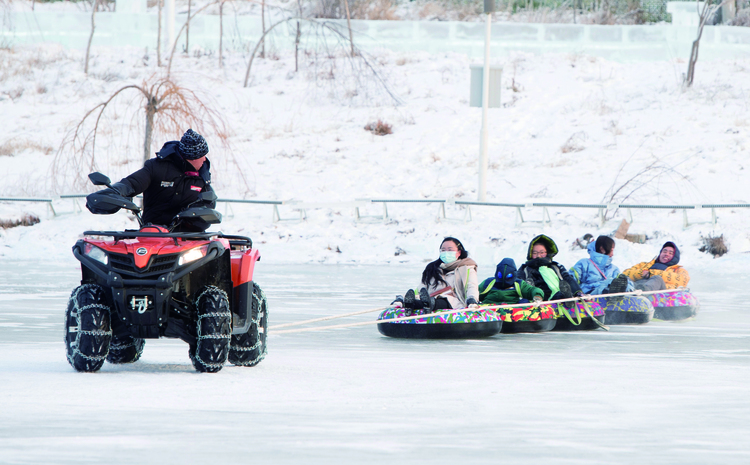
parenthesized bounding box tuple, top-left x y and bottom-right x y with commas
(527, 257, 552, 267)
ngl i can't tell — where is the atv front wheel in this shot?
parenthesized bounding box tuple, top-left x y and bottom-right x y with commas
(107, 331, 145, 364)
(65, 284, 112, 372)
(189, 286, 232, 373)
(228, 282, 268, 367)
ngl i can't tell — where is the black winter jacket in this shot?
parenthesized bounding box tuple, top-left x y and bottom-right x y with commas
(87, 141, 216, 231)
(518, 259, 581, 300)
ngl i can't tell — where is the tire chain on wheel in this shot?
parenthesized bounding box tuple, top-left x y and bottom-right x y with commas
(229, 282, 268, 367)
(65, 284, 112, 372)
(107, 331, 145, 364)
(190, 285, 232, 373)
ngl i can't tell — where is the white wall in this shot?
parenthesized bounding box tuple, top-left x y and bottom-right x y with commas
(3, 8, 750, 62)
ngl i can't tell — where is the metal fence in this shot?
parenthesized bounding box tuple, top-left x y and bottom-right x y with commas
(2, 195, 747, 229)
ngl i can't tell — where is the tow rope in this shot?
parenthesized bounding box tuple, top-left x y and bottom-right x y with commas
(269, 287, 686, 335)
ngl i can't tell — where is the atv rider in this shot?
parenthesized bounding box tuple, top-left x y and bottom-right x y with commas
(86, 129, 216, 232)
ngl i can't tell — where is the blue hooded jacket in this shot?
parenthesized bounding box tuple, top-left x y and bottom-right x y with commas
(570, 241, 622, 295)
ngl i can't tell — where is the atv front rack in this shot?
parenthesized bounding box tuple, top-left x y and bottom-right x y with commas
(83, 230, 252, 248)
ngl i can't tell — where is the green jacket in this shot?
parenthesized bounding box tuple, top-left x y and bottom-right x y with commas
(478, 278, 544, 305)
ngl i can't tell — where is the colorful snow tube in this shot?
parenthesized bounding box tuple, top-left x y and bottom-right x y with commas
(493, 304, 557, 333)
(647, 290, 699, 321)
(595, 295, 654, 325)
(377, 307, 502, 339)
(551, 300, 606, 331)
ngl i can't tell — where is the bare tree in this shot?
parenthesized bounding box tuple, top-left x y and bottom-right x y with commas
(157, 0, 163, 66)
(243, 17, 294, 87)
(53, 75, 230, 192)
(295, 0, 302, 71)
(260, 0, 266, 58)
(342, 0, 354, 56)
(186, 0, 192, 53)
(242, 17, 400, 107)
(219, 0, 225, 68)
(600, 143, 702, 219)
(685, 0, 729, 87)
(84, 0, 100, 74)
(167, 1, 219, 76)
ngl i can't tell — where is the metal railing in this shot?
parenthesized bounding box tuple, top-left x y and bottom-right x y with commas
(2, 195, 748, 228)
(0, 197, 56, 216)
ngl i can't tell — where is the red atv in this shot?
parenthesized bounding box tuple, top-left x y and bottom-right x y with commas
(66, 172, 267, 373)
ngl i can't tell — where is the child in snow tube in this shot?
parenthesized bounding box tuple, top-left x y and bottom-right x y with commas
(479, 258, 544, 305)
(570, 236, 633, 295)
(518, 234, 584, 303)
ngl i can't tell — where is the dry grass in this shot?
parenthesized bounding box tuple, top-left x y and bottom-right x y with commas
(364, 119, 392, 136)
(560, 132, 586, 153)
(0, 214, 40, 229)
(0, 139, 54, 157)
(699, 234, 728, 257)
(417, 0, 482, 20)
(728, 8, 750, 26)
(354, 0, 399, 20)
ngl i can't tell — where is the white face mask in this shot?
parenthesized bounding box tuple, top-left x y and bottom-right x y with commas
(440, 251, 458, 264)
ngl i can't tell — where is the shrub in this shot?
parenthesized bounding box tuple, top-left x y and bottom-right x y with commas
(699, 234, 728, 258)
(364, 119, 392, 136)
(0, 214, 41, 229)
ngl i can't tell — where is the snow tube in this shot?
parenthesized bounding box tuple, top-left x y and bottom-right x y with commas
(647, 290, 699, 321)
(377, 307, 502, 339)
(595, 295, 655, 325)
(492, 304, 557, 333)
(551, 300, 606, 331)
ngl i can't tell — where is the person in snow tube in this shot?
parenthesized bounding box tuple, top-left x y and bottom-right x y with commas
(479, 258, 544, 305)
(518, 234, 584, 302)
(570, 236, 631, 295)
(608, 241, 690, 294)
(392, 237, 480, 313)
(86, 129, 216, 232)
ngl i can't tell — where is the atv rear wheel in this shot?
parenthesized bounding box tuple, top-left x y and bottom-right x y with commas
(189, 286, 232, 373)
(65, 284, 112, 372)
(107, 331, 145, 364)
(228, 282, 268, 367)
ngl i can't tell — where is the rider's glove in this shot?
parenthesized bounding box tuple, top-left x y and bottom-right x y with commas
(110, 181, 136, 198)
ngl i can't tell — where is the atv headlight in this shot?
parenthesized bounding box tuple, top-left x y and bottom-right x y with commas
(83, 243, 108, 265)
(178, 245, 208, 266)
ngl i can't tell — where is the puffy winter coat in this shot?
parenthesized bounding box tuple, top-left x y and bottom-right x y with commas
(570, 241, 621, 295)
(518, 235, 582, 300)
(622, 242, 690, 289)
(87, 141, 216, 231)
(419, 258, 479, 309)
(479, 257, 544, 305)
(479, 278, 543, 305)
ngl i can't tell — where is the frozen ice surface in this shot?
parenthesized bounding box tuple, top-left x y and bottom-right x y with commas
(1, 260, 749, 464)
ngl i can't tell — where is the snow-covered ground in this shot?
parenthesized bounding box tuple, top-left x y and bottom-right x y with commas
(1, 40, 749, 270)
(2, 26, 750, 464)
(1, 261, 749, 464)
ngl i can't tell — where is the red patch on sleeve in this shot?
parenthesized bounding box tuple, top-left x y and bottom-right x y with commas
(190, 186, 201, 192)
